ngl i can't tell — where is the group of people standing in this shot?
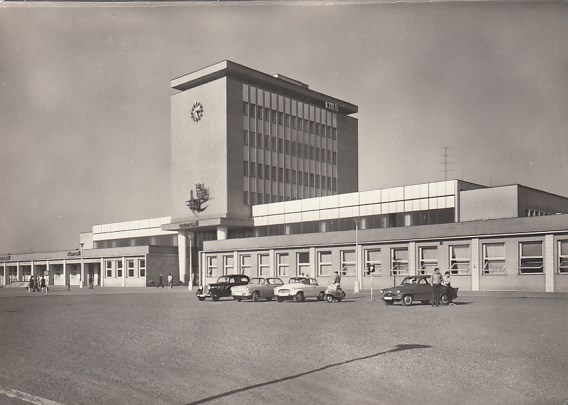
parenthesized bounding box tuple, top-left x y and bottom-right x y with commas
(430, 267, 455, 306)
(27, 275, 48, 293)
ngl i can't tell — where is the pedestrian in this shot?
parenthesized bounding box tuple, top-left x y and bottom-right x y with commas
(67, 278, 71, 291)
(431, 267, 443, 307)
(89, 275, 94, 290)
(442, 271, 455, 305)
(28, 276, 34, 292)
(40, 275, 47, 293)
(332, 271, 341, 286)
(33, 276, 41, 292)
(167, 273, 173, 288)
(157, 273, 164, 288)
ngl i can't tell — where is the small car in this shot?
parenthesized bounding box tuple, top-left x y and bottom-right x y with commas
(379, 275, 458, 306)
(231, 277, 284, 302)
(274, 276, 326, 302)
(196, 274, 250, 301)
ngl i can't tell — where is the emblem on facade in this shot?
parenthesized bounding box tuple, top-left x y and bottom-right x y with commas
(186, 183, 210, 213)
(191, 102, 204, 122)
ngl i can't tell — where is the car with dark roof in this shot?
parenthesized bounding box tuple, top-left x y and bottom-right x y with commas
(379, 275, 458, 306)
(196, 274, 250, 301)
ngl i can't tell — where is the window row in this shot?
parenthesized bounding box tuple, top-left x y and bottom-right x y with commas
(243, 131, 337, 163)
(104, 259, 146, 278)
(243, 102, 337, 139)
(253, 209, 455, 237)
(244, 161, 337, 188)
(244, 189, 334, 206)
(205, 240, 568, 279)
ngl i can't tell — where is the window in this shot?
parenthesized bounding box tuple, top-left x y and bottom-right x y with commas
(559, 240, 568, 273)
(278, 168, 284, 182)
(127, 259, 135, 277)
(285, 169, 290, 183)
(391, 248, 409, 276)
(271, 137, 277, 151)
(250, 104, 255, 118)
(297, 252, 310, 276)
(272, 166, 277, 181)
(258, 254, 270, 276)
(365, 249, 382, 276)
(240, 255, 251, 276)
(249, 162, 256, 177)
(257, 133, 263, 149)
(340, 250, 356, 276)
(482, 243, 505, 275)
(284, 140, 290, 155)
(257, 163, 263, 179)
(265, 165, 270, 180)
(138, 259, 146, 277)
(292, 170, 297, 184)
(277, 253, 289, 277)
(271, 110, 277, 123)
(318, 251, 333, 276)
(519, 242, 543, 274)
(223, 255, 234, 275)
(450, 245, 470, 275)
(419, 247, 438, 275)
(243, 161, 249, 176)
(291, 142, 297, 156)
(278, 112, 283, 125)
(257, 105, 263, 120)
(105, 260, 113, 278)
(264, 135, 270, 150)
(116, 260, 123, 278)
(243, 102, 249, 116)
(278, 139, 283, 153)
(249, 132, 256, 147)
(244, 191, 248, 205)
(207, 256, 218, 277)
(243, 130, 248, 145)
(332, 151, 337, 165)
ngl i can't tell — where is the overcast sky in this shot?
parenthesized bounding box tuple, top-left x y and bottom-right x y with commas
(1, 1, 567, 254)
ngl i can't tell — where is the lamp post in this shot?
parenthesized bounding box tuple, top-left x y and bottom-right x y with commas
(354, 219, 360, 293)
(79, 243, 84, 289)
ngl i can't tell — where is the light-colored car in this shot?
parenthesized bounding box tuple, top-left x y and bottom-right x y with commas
(274, 276, 326, 302)
(231, 277, 284, 302)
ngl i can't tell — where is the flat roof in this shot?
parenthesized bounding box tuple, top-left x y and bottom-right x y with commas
(171, 60, 358, 115)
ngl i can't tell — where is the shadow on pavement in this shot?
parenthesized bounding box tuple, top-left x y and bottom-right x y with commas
(185, 343, 431, 405)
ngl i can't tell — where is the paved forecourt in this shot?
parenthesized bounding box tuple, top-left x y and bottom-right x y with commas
(0, 286, 567, 405)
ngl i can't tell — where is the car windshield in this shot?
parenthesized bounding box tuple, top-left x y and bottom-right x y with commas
(249, 278, 265, 285)
(289, 277, 308, 284)
(217, 276, 230, 283)
(267, 278, 283, 285)
(402, 278, 418, 285)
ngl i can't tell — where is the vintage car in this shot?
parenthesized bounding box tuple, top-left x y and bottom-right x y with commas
(196, 274, 250, 301)
(379, 275, 458, 306)
(274, 276, 326, 302)
(231, 277, 284, 302)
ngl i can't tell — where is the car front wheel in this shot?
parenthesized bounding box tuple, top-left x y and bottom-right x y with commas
(212, 293, 220, 301)
(277, 297, 284, 302)
(402, 294, 413, 306)
(318, 291, 325, 301)
(252, 291, 260, 302)
(440, 294, 448, 305)
(384, 300, 394, 305)
(325, 294, 334, 303)
(197, 297, 206, 301)
(294, 292, 304, 302)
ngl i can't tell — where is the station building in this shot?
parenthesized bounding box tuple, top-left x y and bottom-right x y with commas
(2, 60, 568, 293)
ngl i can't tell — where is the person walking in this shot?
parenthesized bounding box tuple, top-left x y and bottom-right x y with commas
(33, 276, 41, 292)
(40, 275, 48, 293)
(442, 271, 455, 305)
(431, 268, 443, 307)
(167, 273, 173, 288)
(157, 273, 164, 288)
(88, 275, 94, 290)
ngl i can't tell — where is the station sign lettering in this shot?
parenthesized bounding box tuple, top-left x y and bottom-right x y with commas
(67, 251, 81, 257)
(325, 101, 339, 112)
(179, 221, 198, 229)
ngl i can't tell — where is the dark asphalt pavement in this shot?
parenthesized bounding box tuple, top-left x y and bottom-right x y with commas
(0, 286, 567, 405)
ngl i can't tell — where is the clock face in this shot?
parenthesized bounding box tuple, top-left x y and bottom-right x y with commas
(191, 102, 204, 122)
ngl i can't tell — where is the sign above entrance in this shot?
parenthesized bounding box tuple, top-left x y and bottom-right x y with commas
(325, 101, 339, 112)
(179, 221, 199, 229)
(67, 251, 81, 257)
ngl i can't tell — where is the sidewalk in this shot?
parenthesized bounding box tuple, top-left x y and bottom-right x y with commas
(0, 285, 196, 297)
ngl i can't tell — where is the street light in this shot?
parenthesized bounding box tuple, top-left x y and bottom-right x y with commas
(353, 219, 360, 293)
(79, 243, 84, 289)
